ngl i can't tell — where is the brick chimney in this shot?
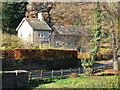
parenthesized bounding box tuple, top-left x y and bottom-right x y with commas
(38, 13, 44, 21)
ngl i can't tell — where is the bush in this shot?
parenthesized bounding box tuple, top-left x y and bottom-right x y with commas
(0, 49, 14, 59)
(1, 34, 24, 49)
(78, 48, 113, 60)
(97, 48, 113, 60)
(14, 49, 77, 60)
(2, 49, 78, 70)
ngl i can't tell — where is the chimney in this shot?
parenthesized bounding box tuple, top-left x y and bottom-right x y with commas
(38, 13, 44, 21)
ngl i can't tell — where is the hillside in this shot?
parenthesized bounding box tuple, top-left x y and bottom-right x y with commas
(26, 2, 95, 26)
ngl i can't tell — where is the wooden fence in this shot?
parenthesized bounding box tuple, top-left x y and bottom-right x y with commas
(29, 64, 112, 80)
(28, 68, 83, 80)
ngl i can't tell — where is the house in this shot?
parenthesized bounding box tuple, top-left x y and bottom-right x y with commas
(16, 13, 52, 46)
(16, 12, 92, 49)
(50, 24, 92, 49)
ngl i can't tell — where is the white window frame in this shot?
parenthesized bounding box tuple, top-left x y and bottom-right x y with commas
(38, 33, 44, 38)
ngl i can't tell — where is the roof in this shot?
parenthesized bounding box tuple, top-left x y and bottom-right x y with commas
(16, 18, 51, 31)
(51, 24, 92, 36)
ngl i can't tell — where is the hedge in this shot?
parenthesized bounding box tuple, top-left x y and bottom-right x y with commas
(1, 49, 78, 70)
(0, 49, 77, 60)
(0, 49, 14, 59)
(14, 49, 77, 60)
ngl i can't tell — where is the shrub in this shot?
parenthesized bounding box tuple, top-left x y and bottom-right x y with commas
(97, 48, 113, 60)
(1, 34, 24, 49)
(78, 48, 113, 60)
(14, 49, 77, 60)
(2, 49, 78, 70)
(0, 49, 14, 59)
(77, 51, 90, 59)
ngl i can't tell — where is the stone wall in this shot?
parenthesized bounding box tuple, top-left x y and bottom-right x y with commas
(2, 70, 29, 88)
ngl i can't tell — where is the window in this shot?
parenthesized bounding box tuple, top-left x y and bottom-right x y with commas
(41, 34, 44, 37)
(38, 33, 44, 38)
(55, 42, 63, 47)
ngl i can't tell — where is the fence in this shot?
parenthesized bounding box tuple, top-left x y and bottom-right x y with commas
(29, 68, 83, 80)
(93, 64, 112, 73)
(29, 64, 113, 80)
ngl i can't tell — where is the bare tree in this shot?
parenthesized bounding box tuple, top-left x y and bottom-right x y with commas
(26, 2, 54, 23)
(101, 2, 120, 71)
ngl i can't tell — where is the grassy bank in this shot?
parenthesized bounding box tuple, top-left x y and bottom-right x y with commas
(29, 74, 119, 88)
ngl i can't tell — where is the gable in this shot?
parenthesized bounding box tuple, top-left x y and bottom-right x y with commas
(16, 18, 52, 32)
(16, 18, 33, 31)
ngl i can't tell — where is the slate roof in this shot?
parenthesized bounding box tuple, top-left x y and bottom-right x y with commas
(50, 24, 92, 36)
(25, 18, 51, 31)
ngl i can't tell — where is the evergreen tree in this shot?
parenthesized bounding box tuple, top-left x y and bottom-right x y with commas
(2, 1, 27, 34)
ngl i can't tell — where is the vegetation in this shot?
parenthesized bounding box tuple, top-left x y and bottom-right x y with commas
(2, 1, 27, 34)
(1, 34, 24, 49)
(1, 34, 38, 49)
(2, 49, 78, 70)
(29, 74, 118, 88)
(81, 1, 101, 75)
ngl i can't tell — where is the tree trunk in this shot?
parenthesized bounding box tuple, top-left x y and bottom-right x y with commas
(113, 50, 119, 71)
(48, 11, 51, 23)
(111, 30, 119, 71)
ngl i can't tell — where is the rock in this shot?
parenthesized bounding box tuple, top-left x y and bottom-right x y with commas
(70, 73, 77, 78)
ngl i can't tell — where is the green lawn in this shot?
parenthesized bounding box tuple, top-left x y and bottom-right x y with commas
(29, 74, 119, 88)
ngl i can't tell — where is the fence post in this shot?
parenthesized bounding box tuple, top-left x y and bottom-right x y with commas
(29, 72, 32, 80)
(51, 70, 54, 77)
(78, 68, 80, 74)
(40, 70, 43, 79)
(15, 70, 18, 88)
(61, 69, 63, 76)
(70, 68, 72, 73)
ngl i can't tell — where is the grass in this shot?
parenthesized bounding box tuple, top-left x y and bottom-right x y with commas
(29, 74, 119, 88)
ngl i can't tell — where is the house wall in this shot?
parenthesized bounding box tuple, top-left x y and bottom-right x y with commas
(18, 19, 33, 43)
(33, 30, 50, 45)
(51, 34, 80, 49)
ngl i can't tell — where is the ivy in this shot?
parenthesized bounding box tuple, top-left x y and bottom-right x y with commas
(81, 1, 101, 75)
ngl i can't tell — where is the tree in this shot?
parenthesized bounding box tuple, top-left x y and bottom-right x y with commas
(2, 1, 27, 34)
(81, 1, 101, 76)
(101, 2, 120, 71)
(1, 33, 24, 49)
(26, 2, 54, 23)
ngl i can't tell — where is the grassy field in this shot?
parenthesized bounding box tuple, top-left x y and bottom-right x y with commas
(29, 74, 119, 88)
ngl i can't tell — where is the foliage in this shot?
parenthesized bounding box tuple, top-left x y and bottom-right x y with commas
(97, 48, 113, 60)
(81, 1, 101, 75)
(14, 49, 77, 60)
(0, 49, 14, 59)
(78, 48, 113, 60)
(1, 34, 37, 49)
(1, 34, 24, 49)
(90, 1, 101, 64)
(75, 19, 84, 26)
(101, 2, 119, 71)
(2, 49, 78, 70)
(2, 1, 27, 34)
(29, 75, 118, 88)
(1, 49, 77, 60)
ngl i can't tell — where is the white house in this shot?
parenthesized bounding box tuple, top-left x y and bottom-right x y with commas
(16, 13, 52, 46)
